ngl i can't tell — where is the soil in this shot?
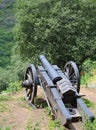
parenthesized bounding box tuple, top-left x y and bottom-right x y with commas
(0, 86, 96, 130)
(80, 87, 96, 104)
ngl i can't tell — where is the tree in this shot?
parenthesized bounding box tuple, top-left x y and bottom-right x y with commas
(14, 0, 96, 68)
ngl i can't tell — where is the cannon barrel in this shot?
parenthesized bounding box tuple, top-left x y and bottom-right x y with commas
(39, 55, 62, 84)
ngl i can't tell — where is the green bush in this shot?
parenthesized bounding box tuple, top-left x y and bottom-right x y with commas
(0, 66, 22, 93)
(0, 0, 15, 68)
(14, 0, 96, 68)
(0, 68, 9, 93)
(6, 81, 21, 93)
(80, 72, 91, 85)
(80, 59, 96, 85)
(0, 80, 8, 93)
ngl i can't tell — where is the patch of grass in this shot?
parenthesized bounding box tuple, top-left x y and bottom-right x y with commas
(5, 127, 11, 130)
(19, 96, 25, 101)
(16, 96, 33, 110)
(80, 72, 91, 85)
(88, 72, 96, 84)
(0, 94, 13, 101)
(18, 101, 31, 110)
(80, 68, 96, 86)
(45, 107, 51, 116)
(0, 126, 11, 130)
(84, 119, 96, 130)
(0, 94, 12, 112)
(48, 118, 64, 130)
(83, 98, 95, 108)
(32, 122, 41, 130)
(83, 98, 96, 130)
(6, 81, 22, 93)
(1, 81, 22, 94)
(45, 107, 65, 130)
(26, 119, 32, 130)
(0, 103, 10, 112)
(26, 118, 41, 130)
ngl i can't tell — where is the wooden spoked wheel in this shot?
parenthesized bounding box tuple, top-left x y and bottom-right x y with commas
(24, 64, 37, 104)
(64, 61, 80, 93)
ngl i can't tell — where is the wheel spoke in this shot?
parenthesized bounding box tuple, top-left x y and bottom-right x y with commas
(65, 67, 70, 78)
(27, 89, 31, 97)
(70, 79, 77, 84)
(28, 89, 32, 100)
(24, 64, 38, 104)
(27, 73, 31, 79)
(64, 61, 80, 93)
(69, 65, 72, 75)
(69, 72, 75, 79)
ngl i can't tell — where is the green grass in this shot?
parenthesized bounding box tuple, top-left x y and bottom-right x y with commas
(84, 119, 96, 130)
(0, 103, 10, 112)
(83, 98, 95, 108)
(80, 60, 96, 86)
(26, 119, 32, 130)
(0, 94, 13, 101)
(0, 94, 12, 112)
(0, 81, 22, 95)
(80, 71, 96, 86)
(16, 96, 32, 110)
(6, 81, 22, 93)
(32, 122, 41, 130)
(83, 98, 96, 130)
(0, 126, 11, 130)
(80, 72, 91, 85)
(45, 107, 65, 130)
(26, 117, 41, 130)
(48, 118, 64, 130)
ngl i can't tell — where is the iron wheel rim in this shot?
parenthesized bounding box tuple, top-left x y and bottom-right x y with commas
(24, 64, 37, 104)
(64, 61, 80, 93)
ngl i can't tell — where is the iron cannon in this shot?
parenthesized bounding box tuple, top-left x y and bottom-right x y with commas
(22, 54, 95, 125)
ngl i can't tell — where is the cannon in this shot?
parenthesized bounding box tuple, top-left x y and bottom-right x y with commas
(22, 54, 95, 125)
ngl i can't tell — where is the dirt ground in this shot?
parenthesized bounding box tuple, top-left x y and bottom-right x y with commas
(80, 87, 96, 104)
(0, 86, 96, 130)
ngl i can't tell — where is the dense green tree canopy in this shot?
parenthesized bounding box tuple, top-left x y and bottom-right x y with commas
(0, 0, 15, 68)
(14, 0, 96, 67)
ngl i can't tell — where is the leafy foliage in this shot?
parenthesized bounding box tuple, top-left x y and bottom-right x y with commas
(80, 59, 96, 85)
(0, 63, 23, 93)
(10, 46, 31, 80)
(0, 67, 9, 92)
(0, 0, 15, 68)
(6, 81, 22, 93)
(14, 0, 96, 67)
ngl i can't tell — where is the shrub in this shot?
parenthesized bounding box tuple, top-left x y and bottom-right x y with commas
(14, 0, 96, 68)
(6, 81, 21, 93)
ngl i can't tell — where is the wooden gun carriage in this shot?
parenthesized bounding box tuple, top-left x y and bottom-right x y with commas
(22, 55, 95, 125)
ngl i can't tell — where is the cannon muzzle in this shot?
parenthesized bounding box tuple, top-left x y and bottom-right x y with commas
(39, 55, 62, 84)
